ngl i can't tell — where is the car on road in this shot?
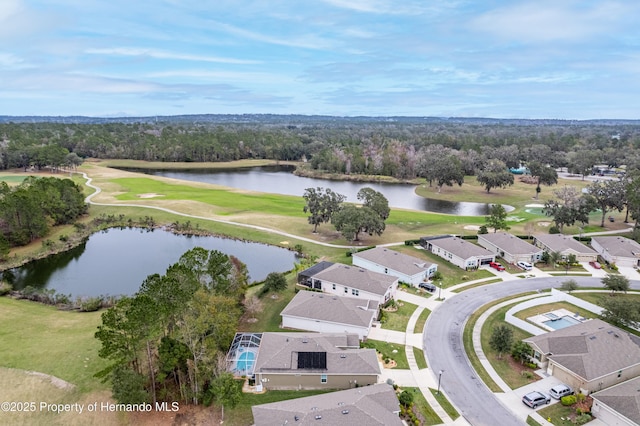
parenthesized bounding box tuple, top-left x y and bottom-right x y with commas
(419, 282, 437, 292)
(517, 261, 533, 271)
(489, 261, 505, 271)
(522, 391, 551, 408)
(549, 384, 574, 400)
(589, 261, 602, 269)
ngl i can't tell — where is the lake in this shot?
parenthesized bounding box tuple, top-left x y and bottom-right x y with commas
(121, 165, 513, 216)
(2, 228, 298, 297)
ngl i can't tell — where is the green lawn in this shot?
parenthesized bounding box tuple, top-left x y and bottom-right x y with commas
(481, 304, 536, 389)
(430, 388, 460, 420)
(538, 402, 587, 426)
(382, 301, 418, 332)
(0, 297, 109, 394)
(362, 340, 409, 369)
(224, 389, 334, 426)
(414, 308, 431, 334)
(572, 291, 640, 305)
(413, 346, 428, 369)
(403, 387, 442, 425)
(240, 273, 300, 332)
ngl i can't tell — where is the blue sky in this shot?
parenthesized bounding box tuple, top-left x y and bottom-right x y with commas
(1, 0, 639, 119)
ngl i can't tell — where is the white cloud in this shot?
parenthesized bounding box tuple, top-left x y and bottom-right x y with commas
(471, 1, 630, 43)
(85, 47, 261, 65)
(211, 21, 334, 50)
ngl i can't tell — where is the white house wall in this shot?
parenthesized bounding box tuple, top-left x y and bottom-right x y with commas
(318, 280, 396, 304)
(281, 316, 370, 340)
(590, 240, 638, 268)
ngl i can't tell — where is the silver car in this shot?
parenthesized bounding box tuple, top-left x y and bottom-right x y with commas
(549, 384, 573, 400)
(522, 391, 551, 408)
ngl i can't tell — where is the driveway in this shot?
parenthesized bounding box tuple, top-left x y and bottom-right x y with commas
(423, 276, 640, 426)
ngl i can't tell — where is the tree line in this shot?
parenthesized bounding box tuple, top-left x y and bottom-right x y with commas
(0, 177, 87, 252)
(94, 248, 246, 413)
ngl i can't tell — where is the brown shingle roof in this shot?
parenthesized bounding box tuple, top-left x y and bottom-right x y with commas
(281, 291, 377, 329)
(524, 319, 640, 381)
(591, 376, 640, 425)
(254, 332, 380, 375)
(478, 232, 542, 255)
(312, 263, 398, 296)
(352, 246, 435, 276)
(252, 383, 402, 426)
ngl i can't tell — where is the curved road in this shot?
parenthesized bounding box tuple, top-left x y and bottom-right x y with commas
(424, 276, 640, 426)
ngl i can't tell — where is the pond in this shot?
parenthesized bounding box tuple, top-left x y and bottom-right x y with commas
(121, 165, 513, 216)
(2, 228, 298, 297)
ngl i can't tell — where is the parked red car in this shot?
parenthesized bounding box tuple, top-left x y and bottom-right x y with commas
(589, 261, 602, 269)
(489, 261, 505, 271)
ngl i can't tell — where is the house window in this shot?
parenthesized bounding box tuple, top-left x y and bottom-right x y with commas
(344, 287, 348, 293)
(332, 283, 336, 290)
(351, 289, 359, 296)
(384, 268, 388, 273)
(321, 374, 327, 383)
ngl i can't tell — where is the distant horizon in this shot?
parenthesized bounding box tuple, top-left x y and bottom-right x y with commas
(3, 2, 639, 120)
(1, 113, 638, 123)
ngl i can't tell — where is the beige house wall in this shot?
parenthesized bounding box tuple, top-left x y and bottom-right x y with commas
(257, 372, 378, 390)
(548, 361, 640, 394)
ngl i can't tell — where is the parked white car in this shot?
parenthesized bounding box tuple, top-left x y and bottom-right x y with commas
(549, 384, 573, 400)
(517, 261, 533, 271)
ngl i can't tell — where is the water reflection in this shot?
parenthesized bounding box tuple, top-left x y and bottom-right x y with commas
(2, 228, 297, 297)
(121, 165, 513, 216)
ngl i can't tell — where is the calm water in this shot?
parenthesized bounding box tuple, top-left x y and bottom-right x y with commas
(123, 165, 513, 216)
(2, 228, 297, 297)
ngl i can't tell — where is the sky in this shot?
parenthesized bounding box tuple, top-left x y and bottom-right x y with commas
(1, 0, 639, 119)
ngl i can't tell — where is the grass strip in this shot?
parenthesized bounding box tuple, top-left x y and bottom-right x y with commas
(414, 308, 431, 334)
(403, 387, 442, 426)
(429, 388, 460, 420)
(413, 346, 428, 369)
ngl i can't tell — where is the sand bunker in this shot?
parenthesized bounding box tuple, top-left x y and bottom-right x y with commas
(137, 193, 164, 198)
(464, 225, 481, 231)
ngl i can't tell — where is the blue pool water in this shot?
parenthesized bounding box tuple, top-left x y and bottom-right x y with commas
(543, 316, 581, 330)
(235, 350, 256, 374)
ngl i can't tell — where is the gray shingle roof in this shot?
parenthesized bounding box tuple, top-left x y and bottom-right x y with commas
(252, 383, 402, 426)
(254, 332, 380, 375)
(533, 233, 597, 254)
(352, 246, 435, 276)
(428, 236, 493, 259)
(524, 319, 640, 381)
(591, 376, 640, 425)
(591, 236, 640, 258)
(281, 291, 378, 329)
(478, 232, 542, 255)
(312, 263, 398, 296)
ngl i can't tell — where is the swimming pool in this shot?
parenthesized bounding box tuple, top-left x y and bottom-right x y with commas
(543, 315, 581, 330)
(234, 349, 256, 375)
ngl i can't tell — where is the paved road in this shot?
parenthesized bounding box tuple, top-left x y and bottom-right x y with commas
(424, 276, 640, 426)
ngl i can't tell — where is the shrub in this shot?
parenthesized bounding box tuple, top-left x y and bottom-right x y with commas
(561, 395, 577, 406)
(576, 393, 586, 403)
(0, 282, 12, 296)
(526, 362, 538, 369)
(549, 226, 560, 234)
(398, 390, 414, 407)
(79, 296, 104, 312)
(574, 413, 591, 425)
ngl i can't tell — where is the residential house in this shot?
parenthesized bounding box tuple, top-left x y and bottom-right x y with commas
(591, 236, 640, 268)
(280, 290, 378, 340)
(532, 233, 598, 262)
(253, 332, 380, 390)
(420, 235, 495, 270)
(477, 232, 543, 264)
(524, 319, 640, 394)
(297, 261, 335, 289)
(301, 262, 398, 304)
(251, 383, 402, 426)
(351, 246, 438, 286)
(591, 376, 640, 426)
